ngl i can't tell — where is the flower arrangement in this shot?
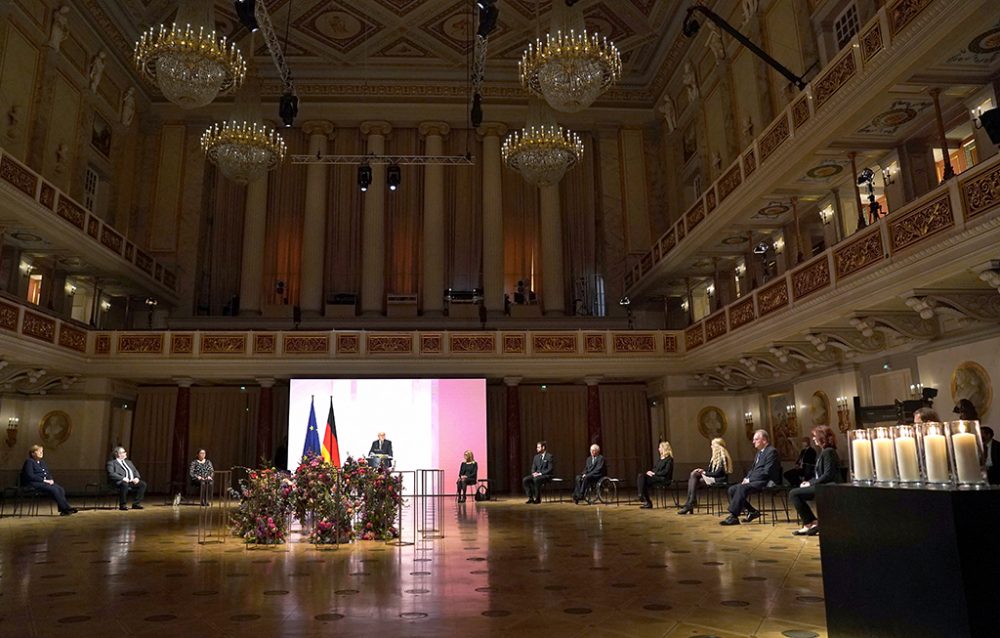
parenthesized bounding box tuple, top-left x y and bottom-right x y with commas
(342, 457, 403, 541)
(294, 453, 354, 544)
(230, 467, 292, 544)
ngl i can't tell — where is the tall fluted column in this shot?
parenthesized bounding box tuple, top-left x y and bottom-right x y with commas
(360, 121, 391, 315)
(479, 123, 507, 315)
(585, 377, 603, 447)
(256, 378, 275, 464)
(505, 377, 522, 494)
(171, 378, 192, 492)
(419, 122, 450, 315)
(239, 177, 269, 315)
(929, 89, 955, 182)
(539, 184, 564, 315)
(300, 121, 334, 316)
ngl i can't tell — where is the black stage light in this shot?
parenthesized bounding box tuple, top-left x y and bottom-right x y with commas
(358, 164, 372, 192)
(471, 92, 483, 128)
(857, 167, 875, 185)
(752, 241, 769, 255)
(477, 1, 498, 37)
(234, 0, 259, 32)
(618, 295, 631, 306)
(979, 108, 1000, 145)
(279, 92, 298, 127)
(387, 164, 401, 191)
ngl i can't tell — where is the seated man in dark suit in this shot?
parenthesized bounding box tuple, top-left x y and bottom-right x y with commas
(573, 444, 607, 504)
(367, 431, 394, 468)
(721, 429, 781, 525)
(983, 427, 1000, 485)
(522, 441, 553, 504)
(21, 445, 77, 515)
(106, 446, 146, 511)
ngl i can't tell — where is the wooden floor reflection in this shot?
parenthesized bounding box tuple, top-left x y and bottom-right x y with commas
(0, 497, 827, 637)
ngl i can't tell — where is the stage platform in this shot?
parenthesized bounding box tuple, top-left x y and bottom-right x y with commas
(0, 497, 827, 637)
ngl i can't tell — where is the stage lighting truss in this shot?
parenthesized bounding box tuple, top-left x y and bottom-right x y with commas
(250, 0, 294, 96)
(290, 154, 476, 166)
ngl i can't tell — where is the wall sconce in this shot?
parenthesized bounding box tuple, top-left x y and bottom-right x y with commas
(785, 404, 798, 432)
(908, 383, 924, 399)
(735, 262, 746, 276)
(881, 165, 896, 186)
(836, 396, 852, 433)
(818, 205, 834, 225)
(744, 410, 753, 428)
(680, 299, 689, 312)
(144, 297, 159, 308)
(100, 299, 111, 311)
(773, 237, 785, 254)
(65, 283, 77, 296)
(706, 283, 715, 296)
(19, 261, 33, 275)
(5, 417, 19, 448)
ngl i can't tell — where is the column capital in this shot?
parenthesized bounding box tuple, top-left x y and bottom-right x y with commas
(584, 376, 602, 387)
(301, 120, 335, 138)
(419, 121, 451, 138)
(256, 378, 276, 389)
(477, 122, 508, 138)
(360, 120, 392, 137)
(173, 377, 194, 388)
(503, 376, 522, 387)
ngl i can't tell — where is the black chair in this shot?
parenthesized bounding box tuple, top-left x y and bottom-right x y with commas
(541, 477, 565, 503)
(754, 484, 792, 525)
(8, 479, 55, 517)
(697, 482, 728, 516)
(83, 481, 120, 510)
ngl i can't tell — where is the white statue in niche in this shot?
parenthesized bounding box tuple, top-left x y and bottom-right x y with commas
(683, 60, 699, 103)
(88, 51, 106, 93)
(120, 87, 136, 126)
(705, 22, 725, 62)
(660, 95, 677, 133)
(48, 6, 70, 50)
(742, 0, 759, 24)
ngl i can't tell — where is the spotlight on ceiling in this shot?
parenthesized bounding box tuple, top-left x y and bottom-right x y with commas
(234, 0, 260, 33)
(358, 164, 372, 192)
(752, 241, 770, 255)
(477, 0, 499, 37)
(387, 164, 401, 191)
(618, 295, 631, 307)
(279, 92, 298, 128)
(856, 167, 875, 185)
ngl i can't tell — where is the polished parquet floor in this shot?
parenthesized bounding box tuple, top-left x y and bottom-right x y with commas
(0, 496, 828, 638)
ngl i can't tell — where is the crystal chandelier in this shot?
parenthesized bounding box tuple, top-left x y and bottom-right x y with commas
(134, 2, 245, 109)
(520, 28, 621, 113)
(202, 121, 286, 184)
(503, 118, 583, 187)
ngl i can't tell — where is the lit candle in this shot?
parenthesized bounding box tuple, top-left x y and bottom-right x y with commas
(852, 438, 874, 481)
(895, 436, 920, 482)
(924, 433, 949, 483)
(873, 436, 898, 481)
(952, 432, 981, 483)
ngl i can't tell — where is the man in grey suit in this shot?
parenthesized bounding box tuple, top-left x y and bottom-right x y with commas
(721, 429, 781, 525)
(572, 444, 607, 504)
(107, 446, 146, 510)
(522, 441, 553, 504)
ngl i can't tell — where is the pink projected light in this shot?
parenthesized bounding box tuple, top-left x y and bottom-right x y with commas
(287, 379, 488, 493)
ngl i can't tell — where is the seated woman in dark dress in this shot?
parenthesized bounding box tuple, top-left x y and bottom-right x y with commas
(456, 450, 478, 502)
(789, 425, 841, 536)
(678, 437, 732, 514)
(636, 441, 674, 508)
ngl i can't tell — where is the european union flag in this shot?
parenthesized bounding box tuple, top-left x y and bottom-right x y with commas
(301, 396, 322, 461)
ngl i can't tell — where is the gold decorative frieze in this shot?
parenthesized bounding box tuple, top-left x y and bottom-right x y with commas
(171, 334, 194, 354)
(86, 216, 100, 239)
(584, 333, 606, 353)
(367, 334, 413, 354)
(718, 165, 742, 203)
(503, 333, 526, 354)
(743, 149, 756, 177)
(135, 250, 154, 275)
(532, 334, 576, 354)
(834, 230, 885, 279)
(758, 279, 790, 317)
(21, 311, 55, 343)
(889, 0, 933, 35)
(39, 182, 55, 209)
(685, 324, 704, 350)
(0, 154, 37, 197)
(201, 334, 246, 354)
(792, 256, 831, 300)
(960, 163, 1000, 220)
(95, 334, 111, 354)
(613, 333, 656, 353)
(284, 335, 329, 354)
(58, 325, 85, 352)
(759, 116, 790, 163)
(705, 187, 717, 214)
(792, 96, 811, 130)
(861, 22, 884, 62)
(118, 334, 163, 354)
(662, 334, 677, 353)
(100, 226, 123, 254)
(813, 51, 857, 110)
(661, 229, 675, 254)
(254, 334, 276, 354)
(685, 200, 705, 230)
(653, 242, 661, 262)
(889, 193, 954, 252)
(450, 334, 496, 354)
(676, 219, 686, 240)
(56, 195, 86, 229)
(336, 333, 360, 354)
(705, 312, 727, 341)
(421, 334, 442, 353)
(0, 300, 18, 331)
(729, 297, 756, 330)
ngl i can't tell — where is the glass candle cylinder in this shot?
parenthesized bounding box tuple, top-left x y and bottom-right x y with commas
(921, 422, 952, 485)
(893, 425, 922, 483)
(949, 420, 985, 486)
(872, 426, 899, 484)
(849, 429, 875, 484)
